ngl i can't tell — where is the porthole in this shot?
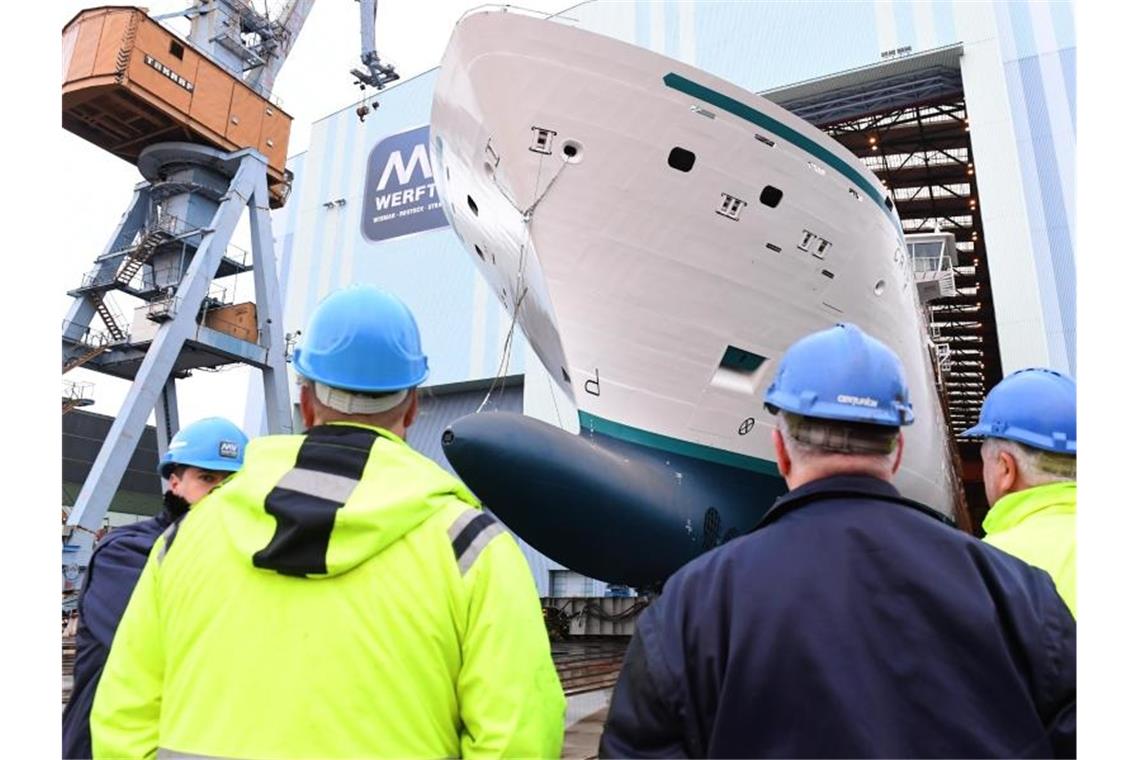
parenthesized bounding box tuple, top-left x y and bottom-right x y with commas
(760, 186, 783, 208)
(562, 140, 584, 164)
(668, 147, 696, 172)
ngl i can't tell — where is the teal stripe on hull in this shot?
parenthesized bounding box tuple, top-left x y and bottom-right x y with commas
(578, 411, 781, 477)
(663, 72, 904, 239)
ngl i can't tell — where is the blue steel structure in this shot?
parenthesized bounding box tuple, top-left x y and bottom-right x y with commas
(61, 143, 292, 579)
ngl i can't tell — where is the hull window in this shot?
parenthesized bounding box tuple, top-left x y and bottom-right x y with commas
(467, 195, 479, 216)
(474, 244, 485, 261)
(765, 243, 782, 253)
(668, 147, 696, 172)
(720, 346, 766, 373)
(712, 346, 769, 394)
(760, 185, 783, 208)
(754, 133, 775, 147)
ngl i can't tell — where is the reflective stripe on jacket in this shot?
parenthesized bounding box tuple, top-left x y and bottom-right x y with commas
(91, 422, 565, 759)
(984, 480, 1076, 616)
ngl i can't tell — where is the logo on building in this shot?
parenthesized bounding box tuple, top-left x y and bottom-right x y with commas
(361, 125, 449, 243)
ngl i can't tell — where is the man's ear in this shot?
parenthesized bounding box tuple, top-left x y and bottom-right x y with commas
(773, 427, 792, 480)
(299, 382, 316, 429)
(890, 431, 905, 475)
(402, 389, 419, 430)
(997, 448, 1019, 497)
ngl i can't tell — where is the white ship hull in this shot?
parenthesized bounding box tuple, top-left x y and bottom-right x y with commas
(431, 9, 956, 583)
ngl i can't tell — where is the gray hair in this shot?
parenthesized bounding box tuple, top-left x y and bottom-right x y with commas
(777, 412, 899, 469)
(981, 437, 1076, 484)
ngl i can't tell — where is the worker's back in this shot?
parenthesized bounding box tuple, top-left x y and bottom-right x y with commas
(93, 423, 565, 759)
(602, 475, 1076, 758)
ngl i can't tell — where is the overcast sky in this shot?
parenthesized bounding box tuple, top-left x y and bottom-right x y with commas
(58, 0, 568, 432)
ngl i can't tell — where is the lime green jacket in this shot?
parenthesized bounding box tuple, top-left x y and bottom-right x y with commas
(983, 481, 1076, 617)
(91, 423, 565, 759)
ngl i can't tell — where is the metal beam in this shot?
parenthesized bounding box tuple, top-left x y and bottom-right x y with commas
(248, 166, 293, 434)
(154, 375, 180, 490)
(64, 151, 261, 567)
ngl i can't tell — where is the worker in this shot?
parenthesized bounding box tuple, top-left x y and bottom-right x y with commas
(964, 368, 1076, 616)
(62, 417, 248, 760)
(600, 323, 1075, 759)
(91, 285, 565, 759)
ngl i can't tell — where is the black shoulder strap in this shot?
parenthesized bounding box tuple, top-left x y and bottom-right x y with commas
(252, 425, 382, 576)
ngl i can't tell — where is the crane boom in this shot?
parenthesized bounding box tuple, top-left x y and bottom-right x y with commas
(244, 0, 318, 95)
(352, 0, 400, 91)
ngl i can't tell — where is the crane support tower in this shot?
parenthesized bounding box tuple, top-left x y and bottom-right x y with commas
(60, 2, 317, 588)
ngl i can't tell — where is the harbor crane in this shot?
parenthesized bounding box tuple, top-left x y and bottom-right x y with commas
(61, 0, 398, 596)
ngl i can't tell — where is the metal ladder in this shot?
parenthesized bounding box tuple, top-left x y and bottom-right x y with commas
(90, 294, 127, 342)
(115, 227, 168, 287)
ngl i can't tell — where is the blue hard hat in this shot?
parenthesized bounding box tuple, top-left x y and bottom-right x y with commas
(292, 285, 429, 392)
(764, 323, 914, 427)
(158, 417, 249, 478)
(963, 368, 1076, 454)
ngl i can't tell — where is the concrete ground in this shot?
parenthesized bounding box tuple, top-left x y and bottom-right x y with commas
(562, 689, 612, 760)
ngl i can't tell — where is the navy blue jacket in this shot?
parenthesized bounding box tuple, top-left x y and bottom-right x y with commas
(601, 475, 1076, 758)
(62, 510, 176, 759)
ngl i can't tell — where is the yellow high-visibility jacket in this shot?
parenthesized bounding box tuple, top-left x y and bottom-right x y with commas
(983, 480, 1076, 617)
(91, 422, 565, 759)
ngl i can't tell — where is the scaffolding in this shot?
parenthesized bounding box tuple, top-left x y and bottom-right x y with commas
(770, 59, 1003, 530)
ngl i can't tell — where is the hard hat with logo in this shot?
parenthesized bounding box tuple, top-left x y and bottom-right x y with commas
(764, 323, 914, 427)
(963, 368, 1076, 454)
(158, 417, 249, 478)
(292, 285, 429, 414)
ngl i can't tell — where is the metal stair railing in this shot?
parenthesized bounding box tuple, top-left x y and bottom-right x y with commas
(62, 322, 117, 374)
(62, 380, 95, 414)
(116, 213, 183, 287)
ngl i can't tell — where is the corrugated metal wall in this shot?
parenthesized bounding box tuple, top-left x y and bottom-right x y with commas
(63, 410, 161, 515)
